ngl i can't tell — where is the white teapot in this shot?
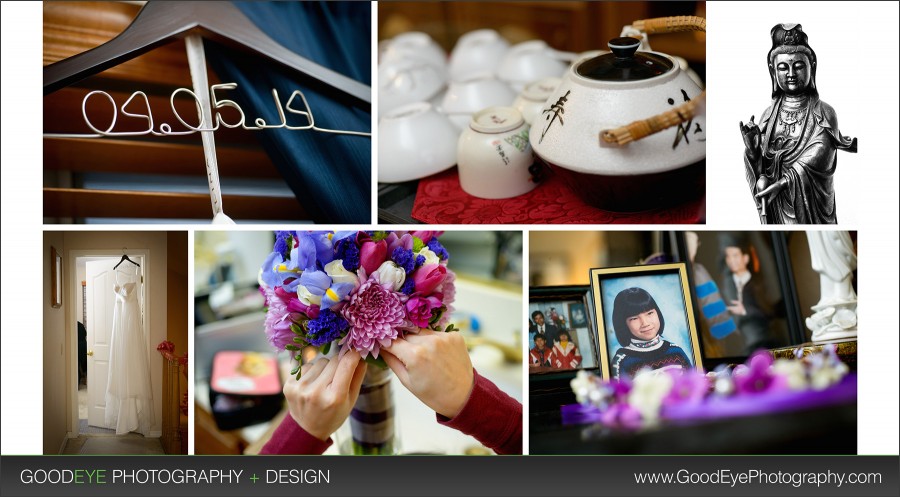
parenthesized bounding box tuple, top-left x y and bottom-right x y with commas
(529, 16, 706, 212)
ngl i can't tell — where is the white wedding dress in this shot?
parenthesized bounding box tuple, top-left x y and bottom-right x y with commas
(105, 263, 154, 435)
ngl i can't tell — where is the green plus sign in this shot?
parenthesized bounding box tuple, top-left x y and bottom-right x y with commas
(250, 474, 259, 483)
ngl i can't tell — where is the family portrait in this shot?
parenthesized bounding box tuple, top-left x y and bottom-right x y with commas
(528, 287, 598, 374)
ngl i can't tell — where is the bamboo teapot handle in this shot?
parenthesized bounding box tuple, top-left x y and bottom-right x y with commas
(601, 16, 705, 146)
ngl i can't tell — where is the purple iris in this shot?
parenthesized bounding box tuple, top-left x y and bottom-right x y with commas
(273, 231, 292, 257)
(260, 251, 301, 292)
(292, 232, 328, 271)
(298, 270, 355, 311)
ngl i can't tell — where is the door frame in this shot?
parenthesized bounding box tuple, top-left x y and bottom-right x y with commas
(67, 249, 151, 437)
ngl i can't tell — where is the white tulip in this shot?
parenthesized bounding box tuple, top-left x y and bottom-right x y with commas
(375, 261, 406, 291)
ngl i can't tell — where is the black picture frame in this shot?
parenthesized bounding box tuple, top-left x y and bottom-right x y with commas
(676, 231, 805, 368)
(527, 285, 599, 377)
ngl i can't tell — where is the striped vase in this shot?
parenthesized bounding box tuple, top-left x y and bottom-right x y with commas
(347, 366, 396, 455)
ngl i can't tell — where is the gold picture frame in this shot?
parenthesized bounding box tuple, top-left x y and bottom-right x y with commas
(589, 263, 702, 380)
(50, 246, 62, 308)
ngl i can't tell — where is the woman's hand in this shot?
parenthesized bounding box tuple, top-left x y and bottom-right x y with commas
(283, 350, 367, 441)
(381, 330, 474, 419)
(740, 116, 761, 161)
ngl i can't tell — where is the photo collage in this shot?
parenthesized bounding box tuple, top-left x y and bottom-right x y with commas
(4, 0, 898, 493)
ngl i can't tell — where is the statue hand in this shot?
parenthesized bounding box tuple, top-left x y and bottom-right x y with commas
(755, 179, 784, 201)
(739, 116, 761, 159)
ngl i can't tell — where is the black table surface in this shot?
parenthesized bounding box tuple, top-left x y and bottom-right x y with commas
(530, 402, 857, 455)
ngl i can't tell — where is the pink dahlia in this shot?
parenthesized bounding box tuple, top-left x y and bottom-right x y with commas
(340, 273, 409, 358)
(264, 287, 297, 350)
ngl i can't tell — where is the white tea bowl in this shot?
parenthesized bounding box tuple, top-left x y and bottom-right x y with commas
(497, 40, 568, 92)
(378, 58, 446, 118)
(513, 77, 562, 124)
(457, 106, 538, 199)
(378, 102, 459, 183)
(448, 29, 510, 82)
(442, 73, 517, 130)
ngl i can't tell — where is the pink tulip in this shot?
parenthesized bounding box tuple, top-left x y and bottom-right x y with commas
(360, 240, 388, 275)
(411, 231, 437, 244)
(406, 295, 442, 328)
(412, 263, 447, 295)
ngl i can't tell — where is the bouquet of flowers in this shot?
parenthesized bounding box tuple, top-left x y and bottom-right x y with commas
(259, 230, 456, 379)
(566, 345, 853, 430)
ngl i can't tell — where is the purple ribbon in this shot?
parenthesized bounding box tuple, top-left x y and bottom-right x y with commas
(562, 373, 857, 427)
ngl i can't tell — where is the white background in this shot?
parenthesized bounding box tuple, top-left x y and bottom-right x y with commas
(706, 1, 898, 228)
(3, 1, 898, 456)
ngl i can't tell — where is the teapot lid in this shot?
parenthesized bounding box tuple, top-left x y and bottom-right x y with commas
(575, 37, 673, 82)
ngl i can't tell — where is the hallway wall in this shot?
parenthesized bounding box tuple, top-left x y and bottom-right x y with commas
(43, 231, 67, 454)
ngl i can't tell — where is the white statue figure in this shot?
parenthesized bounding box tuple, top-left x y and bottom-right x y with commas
(806, 231, 857, 341)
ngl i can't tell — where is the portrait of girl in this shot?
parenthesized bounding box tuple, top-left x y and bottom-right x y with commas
(609, 287, 692, 379)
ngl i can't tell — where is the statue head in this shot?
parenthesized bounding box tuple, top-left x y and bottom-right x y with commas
(767, 24, 818, 98)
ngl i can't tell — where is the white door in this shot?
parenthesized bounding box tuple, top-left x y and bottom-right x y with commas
(85, 259, 118, 428)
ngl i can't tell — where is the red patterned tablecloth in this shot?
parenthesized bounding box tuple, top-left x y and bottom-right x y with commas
(411, 167, 705, 224)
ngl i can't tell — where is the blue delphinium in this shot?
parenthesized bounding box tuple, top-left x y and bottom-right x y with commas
(391, 247, 416, 274)
(335, 238, 360, 271)
(427, 238, 449, 261)
(306, 308, 348, 347)
(400, 278, 416, 295)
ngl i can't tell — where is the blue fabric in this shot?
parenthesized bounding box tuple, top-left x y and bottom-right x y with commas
(710, 318, 737, 339)
(695, 280, 717, 299)
(204, 2, 371, 223)
(702, 300, 727, 317)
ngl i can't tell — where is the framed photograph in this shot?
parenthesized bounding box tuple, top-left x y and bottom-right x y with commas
(528, 286, 598, 375)
(589, 263, 702, 380)
(679, 231, 801, 364)
(50, 246, 62, 308)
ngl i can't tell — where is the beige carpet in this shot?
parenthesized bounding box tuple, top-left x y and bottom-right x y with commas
(64, 434, 164, 455)
(78, 386, 88, 419)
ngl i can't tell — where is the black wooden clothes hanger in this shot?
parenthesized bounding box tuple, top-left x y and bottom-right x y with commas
(114, 253, 141, 270)
(43, 1, 370, 105)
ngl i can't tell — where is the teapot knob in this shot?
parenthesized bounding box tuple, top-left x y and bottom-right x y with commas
(608, 37, 641, 59)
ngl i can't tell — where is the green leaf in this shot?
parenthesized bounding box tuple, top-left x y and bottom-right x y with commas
(292, 336, 305, 344)
(429, 306, 446, 326)
(285, 344, 299, 351)
(371, 231, 388, 242)
(364, 355, 388, 369)
(444, 323, 460, 333)
(321, 341, 332, 355)
(294, 354, 302, 361)
(412, 236, 425, 253)
(290, 364, 300, 376)
(290, 323, 303, 335)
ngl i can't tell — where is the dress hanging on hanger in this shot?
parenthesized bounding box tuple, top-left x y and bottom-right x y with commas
(105, 258, 154, 435)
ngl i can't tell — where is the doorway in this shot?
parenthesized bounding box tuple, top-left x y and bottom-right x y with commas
(68, 250, 154, 444)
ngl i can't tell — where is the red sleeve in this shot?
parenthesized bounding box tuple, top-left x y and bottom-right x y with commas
(436, 369, 522, 455)
(259, 415, 333, 455)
